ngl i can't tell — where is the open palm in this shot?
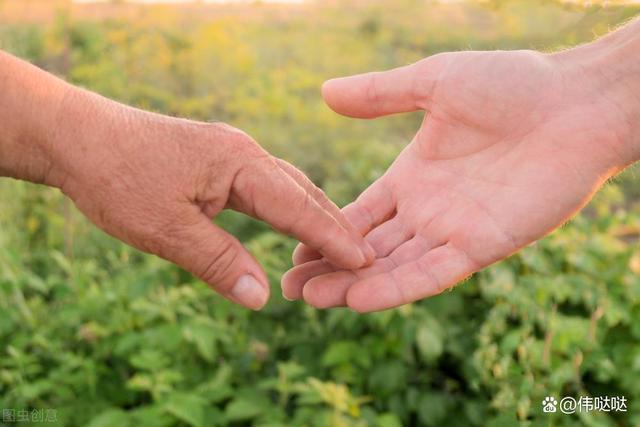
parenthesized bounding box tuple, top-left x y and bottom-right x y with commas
(282, 49, 633, 312)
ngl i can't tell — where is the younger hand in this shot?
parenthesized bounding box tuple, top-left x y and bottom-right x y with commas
(283, 49, 636, 312)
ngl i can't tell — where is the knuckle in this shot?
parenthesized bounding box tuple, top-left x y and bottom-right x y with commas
(353, 202, 374, 229)
(199, 240, 239, 291)
(413, 53, 451, 104)
(200, 122, 266, 164)
(305, 180, 326, 201)
(229, 156, 279, 214)
(285, 191, 314, 231)
(412, 63, 433, 104)
(276, 159, 328, 203)
(220, 127, 261, 155)
(389, 268, 409, 305)
(207, 122, 251, 142)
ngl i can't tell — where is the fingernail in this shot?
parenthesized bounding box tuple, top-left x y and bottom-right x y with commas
(280, 273, 299, 302)
(231, 275, 268, 310)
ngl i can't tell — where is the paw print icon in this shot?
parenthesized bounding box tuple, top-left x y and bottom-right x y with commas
(542, 396, 558, 413)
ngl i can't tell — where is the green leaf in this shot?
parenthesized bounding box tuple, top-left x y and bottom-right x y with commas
(225, 397, 264, 422)
(163, 392, 206, 427)
(200, 384, 234, 404)
(203, 407, 225, 427)
(87, 409, 130, 427)
(376, 413, 403, 427)
(322, 341, 358, 367)
(369, 361, 406, 396)
(416, 324, 443, 362)
(130, 405, 173, 427)
(183, 320, 217, 362)
(417, 393, 448, 426)
(129, 350, 169, 371)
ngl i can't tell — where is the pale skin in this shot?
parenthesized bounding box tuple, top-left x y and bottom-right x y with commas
(0, 51, 375, 311)
(282, 17, 640, 312)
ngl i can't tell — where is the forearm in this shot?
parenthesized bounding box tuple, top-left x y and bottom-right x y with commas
(552, 17, 640, 164)
(0, 50, 150, 195)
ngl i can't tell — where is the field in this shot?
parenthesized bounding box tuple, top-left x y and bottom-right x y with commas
(1, 0, 640, 426)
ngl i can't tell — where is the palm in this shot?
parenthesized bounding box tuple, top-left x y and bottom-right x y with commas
(283, 50, 626, 312)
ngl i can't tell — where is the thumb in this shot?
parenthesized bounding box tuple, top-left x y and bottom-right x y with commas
(322, 57, 442, 119)
(161, 209, 270, 310)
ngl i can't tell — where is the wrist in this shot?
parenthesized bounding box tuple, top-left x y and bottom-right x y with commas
(0, 51, 72, 186)
(0, 51, 131, 194)
(45, 86, 145, 200)
(550, 19, 640, 167)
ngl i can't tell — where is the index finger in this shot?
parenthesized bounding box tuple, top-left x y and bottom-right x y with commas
(231, 158, 374, 270)
(292, 178, 396, 265)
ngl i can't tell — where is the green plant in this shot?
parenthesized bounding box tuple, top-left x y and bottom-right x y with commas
(1, 1, 639, 425)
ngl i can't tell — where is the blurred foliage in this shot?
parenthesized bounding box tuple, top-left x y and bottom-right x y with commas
(1, 0, 640, 426)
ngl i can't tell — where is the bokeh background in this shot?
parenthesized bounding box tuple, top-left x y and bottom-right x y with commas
(1, 0, 640, 426)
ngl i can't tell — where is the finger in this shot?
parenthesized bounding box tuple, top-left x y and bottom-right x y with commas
(322, 56, 443, 119)
(233, 159, 372, 270)
(275, 158, 375, 261)
(300, 235, 432, 308)
(281, 259, 336, 301)
(365, 217, 412, 258)
(291, 242, 317, 266)
(292, 179, 396, 265)
(343, 179, 397, 234)
(161, 210, 270, 310)
(346, 243, 478, 313)
(389, 234, 438, 262)
(303, 258, 394, 309)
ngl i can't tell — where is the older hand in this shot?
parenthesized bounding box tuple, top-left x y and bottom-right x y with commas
(42, 90, 374, 310)
(283, 47, 638, 312)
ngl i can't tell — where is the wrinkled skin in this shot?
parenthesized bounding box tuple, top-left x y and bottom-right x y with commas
(49, 92, 375, 310)
(283, 49, 638, 312)
(0, 49, 375, 311)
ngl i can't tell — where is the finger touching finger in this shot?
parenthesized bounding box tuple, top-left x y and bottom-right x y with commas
(300, 236, 429, 309)
(292, 178, 396, 265)
(234, 160, 373, 270)
(276, 158, 374, 260)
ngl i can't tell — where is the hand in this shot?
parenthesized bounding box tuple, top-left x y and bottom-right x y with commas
(44, 89, 374, 310)
(283, 48, 638, 312)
